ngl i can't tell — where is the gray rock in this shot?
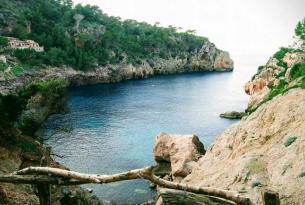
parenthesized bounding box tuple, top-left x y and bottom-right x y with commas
(220, 111, 246, 119)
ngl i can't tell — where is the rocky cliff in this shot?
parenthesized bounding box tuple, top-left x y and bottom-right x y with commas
(244, 50, 305, 110)
(0, 39, 233, 92)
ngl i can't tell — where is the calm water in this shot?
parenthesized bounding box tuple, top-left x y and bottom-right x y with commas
(41, 59, 258, 204)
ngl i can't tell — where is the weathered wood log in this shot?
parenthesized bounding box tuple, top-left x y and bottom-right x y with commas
(0, 175, 82, 185)
(37, 147, 51, 205)
(159, 188, 237, 205)
(1, 166, 251, 205)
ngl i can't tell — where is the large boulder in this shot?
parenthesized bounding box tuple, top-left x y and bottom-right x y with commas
(153, 133, 205, 179)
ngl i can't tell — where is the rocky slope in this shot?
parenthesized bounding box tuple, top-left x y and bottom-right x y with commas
(153, 88, 305, 205)
(183, 88, 305, 204)
(152, 49, 305, 204)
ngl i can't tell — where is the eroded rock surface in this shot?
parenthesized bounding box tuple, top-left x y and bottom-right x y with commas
(183, 89, 305, 205)
(244, 52, 305, 109)
(153, 133, 205, 179)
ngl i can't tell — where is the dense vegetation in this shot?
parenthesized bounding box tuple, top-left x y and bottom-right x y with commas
(0, 79, 68, 135)
(0, 0, 206, 70)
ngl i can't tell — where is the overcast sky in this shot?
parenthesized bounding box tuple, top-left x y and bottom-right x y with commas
(73, 0, 304, 63)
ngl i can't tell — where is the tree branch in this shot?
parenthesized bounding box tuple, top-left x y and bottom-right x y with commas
(0, 166, 251, 205)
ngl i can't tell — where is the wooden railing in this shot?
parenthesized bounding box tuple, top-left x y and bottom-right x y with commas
(0, 165, 252, 205)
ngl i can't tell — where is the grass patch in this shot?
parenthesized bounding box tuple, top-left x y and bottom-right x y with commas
(284, 136, 298, 147)
(0, 61, 7, 71)
(299, 172, 305, 178)
(290, 63, 305, 81)
(11, 65, 24, 76)
(273, 47, 297, 61)
(251, 181, 262, 188)
(246, 76, 305, 114)
(246, 80, 288, 114)
(276, 60, 287, 69)
(247, 159, 266, 174)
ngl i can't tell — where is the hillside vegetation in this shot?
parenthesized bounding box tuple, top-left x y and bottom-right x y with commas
(0, 0, 206, 70)
(245, 18, 305, 113)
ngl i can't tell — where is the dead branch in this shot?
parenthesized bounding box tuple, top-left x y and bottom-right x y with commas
(0, 166, 251, 205)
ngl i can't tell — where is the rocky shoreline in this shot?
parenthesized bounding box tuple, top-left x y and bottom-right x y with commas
(0, 40, 233, 93)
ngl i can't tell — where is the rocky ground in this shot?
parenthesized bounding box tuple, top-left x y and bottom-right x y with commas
(184, 88, 305, 204)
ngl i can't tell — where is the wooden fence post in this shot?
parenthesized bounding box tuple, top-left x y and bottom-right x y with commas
(37, 146, 52, 205)
(263, 190, 280, 205)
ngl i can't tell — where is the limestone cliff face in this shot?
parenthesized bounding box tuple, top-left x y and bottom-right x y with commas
(183, 89, 305, 204)
(0, 40, 233, 91)
(189, 41, 234, 71)
(244, 52, 305, 109)
(66, 40, 233, 85)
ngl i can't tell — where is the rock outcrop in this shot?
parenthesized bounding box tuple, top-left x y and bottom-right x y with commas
(189, 41, 234, 71)
(219, 111, 246, 119)
(183, 89, 305, 204)
(153, 133, 205, 180)
(244, 51, 305, 109)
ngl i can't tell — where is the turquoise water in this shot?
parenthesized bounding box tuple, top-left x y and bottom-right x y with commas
(41, 63, 256, 204)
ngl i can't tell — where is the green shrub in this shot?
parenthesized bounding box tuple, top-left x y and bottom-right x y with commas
(290, 63, 305, 80)
(246, 80, 288, 114)
(11, 65, 24, 76)
(276, 70, 286, 77)
(0, 61, 7, 71)
(299, 172, 305, 177)
(276, 60, 287, 69)
(295, 18, 305, 49)
(273, 48, 289, 61)
(0, 78, 68, 133)
(284, 136, 298, 147)
(15, 140, 39, 154)
(251, 181, 262, 188)
(0, 36, 8, 47)
(268, 80, 287, 99)
(12, 49, 44, 66)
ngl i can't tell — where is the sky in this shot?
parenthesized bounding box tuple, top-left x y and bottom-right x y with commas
(73, 0, 304, 64)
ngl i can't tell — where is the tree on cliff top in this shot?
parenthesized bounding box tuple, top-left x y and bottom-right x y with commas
(295, 18, 305, 50)
(0, 0, 206, 70)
